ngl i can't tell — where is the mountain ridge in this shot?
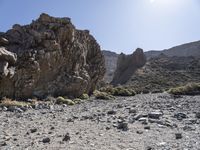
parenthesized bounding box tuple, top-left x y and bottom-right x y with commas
(103, 40, 200, 84)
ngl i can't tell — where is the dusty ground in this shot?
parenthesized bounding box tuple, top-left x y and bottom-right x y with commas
(0, 93, 200, 150)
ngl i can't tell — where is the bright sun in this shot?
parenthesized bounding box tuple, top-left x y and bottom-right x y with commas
(150, 0, 155, 3)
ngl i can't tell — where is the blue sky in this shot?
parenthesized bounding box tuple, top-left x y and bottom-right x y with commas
(0, 0, 200, 53)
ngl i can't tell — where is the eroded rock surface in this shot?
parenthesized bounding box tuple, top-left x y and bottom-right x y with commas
(102, 50, 118, 83)
(0, 13, 105, 99)
(111, 48, 146, 85)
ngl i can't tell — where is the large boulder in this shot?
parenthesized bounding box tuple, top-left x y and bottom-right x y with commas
(111, 48, 146, 85)
(0, 13, 105, 99)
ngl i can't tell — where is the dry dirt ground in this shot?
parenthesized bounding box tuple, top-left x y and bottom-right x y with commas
(0, 93, 200, 150)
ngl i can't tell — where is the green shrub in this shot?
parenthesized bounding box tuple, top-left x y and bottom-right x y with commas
(94, 90, 115, 100)
(168, 83, 200, 95)
(56, 96, 75, 105)
(79, 94, 89, 100)
(112, 87, 136, 96)
(99, 86, 136, 96)
(73, 98, 82, 104)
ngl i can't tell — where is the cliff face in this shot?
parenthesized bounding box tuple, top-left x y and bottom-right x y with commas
(102, 50, 118, 83)
(0, 13, 105, 99)
(111, 48, 146, 85)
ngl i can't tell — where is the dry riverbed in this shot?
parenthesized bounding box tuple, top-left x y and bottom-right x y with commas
(0, 93, 200, 150)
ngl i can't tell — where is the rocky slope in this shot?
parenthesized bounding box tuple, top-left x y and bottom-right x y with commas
(126, 54, 200, 93)
(111, 48, 146, 85)
(0, 93, 200, 150)
(103, 41, 200, 84)
(145, 40, 200, 59)
(102, 50, 118, 83)
(0, 13, 105, 99)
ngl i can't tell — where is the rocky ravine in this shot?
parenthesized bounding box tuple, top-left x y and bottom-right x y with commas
(0, 93, 200, 150)
(0, 13, 105, 99)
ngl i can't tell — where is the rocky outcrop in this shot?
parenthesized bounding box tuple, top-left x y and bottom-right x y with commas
(111, 48, 146, 85)
(0, 13, 105, 99)
(102, 50, 118, 83)
(0, 47, 17, 78)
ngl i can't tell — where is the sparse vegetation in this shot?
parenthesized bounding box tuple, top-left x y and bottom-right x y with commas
(99, 86, 136, 96)
(73, 98, 82, 104)
(168, 83, 200, 95)
(0, 98, 31, 107)
(56, 96, 75, 105)
(79, 94, 89, 100)
(93, 90, 115, 100)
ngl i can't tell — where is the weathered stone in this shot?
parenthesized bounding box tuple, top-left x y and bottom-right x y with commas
(138, 117, 147, 122)
(148, 111, 163, 119)
(0, 47, 17, 78)
(30, 128, 37, 133)
(0, 37, 9, 45)
(174, 112, 187, 120)
(134, 113, 148, 120)
(111, 48, 146, 85)
(136, 130, 143, 134)
(42, 137, 50, 143)
(117, 122, 129, 131)
(63, 133, 70, 142)
(102, 50, 118, 83)
(195, 112, 200, 119)
(0, 13, 105, 99)
(175, 133, 182, 139)
(107, 110, 117, 115)
(144, 126, 150, 130)
(129, 108, 137, 114)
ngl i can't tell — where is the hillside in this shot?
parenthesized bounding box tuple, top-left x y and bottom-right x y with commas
(103, 41, 200, 86)
(145, 40, 200, 59)
(126, 54, 200, 93)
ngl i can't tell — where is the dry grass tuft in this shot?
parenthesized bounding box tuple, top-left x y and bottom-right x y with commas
(0, 98, 31, 107)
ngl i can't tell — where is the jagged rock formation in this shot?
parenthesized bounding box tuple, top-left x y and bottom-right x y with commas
(0, 13, 105, 99)
(126, 54, 200, 93)
(102, 50, 118, 83)
(111, 48, 146, 85)
(145, 40, 200, 59)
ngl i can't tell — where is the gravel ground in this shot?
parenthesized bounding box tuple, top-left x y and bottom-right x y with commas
(0, 93, 200, 150)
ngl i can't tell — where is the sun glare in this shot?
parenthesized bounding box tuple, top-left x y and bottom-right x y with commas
(149, 0, 178, 5)
(150, 0, 155, 3)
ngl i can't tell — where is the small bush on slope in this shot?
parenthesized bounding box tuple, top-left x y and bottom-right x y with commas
(0, 98, 31, 107)
(100, 86, 136, 96)
(168, 83, 200, 95)
(93, 90, 115, 100)
(56, 96, 75, 105)
(79, 94, 89, 100)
